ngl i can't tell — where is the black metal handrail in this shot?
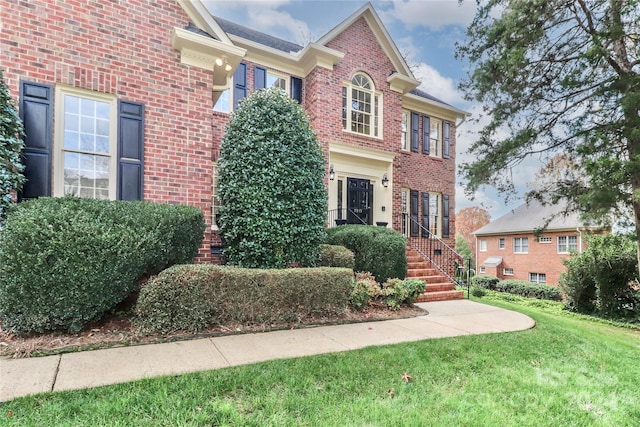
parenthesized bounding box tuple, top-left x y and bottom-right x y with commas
(326, 208, 369, 228)
(395, 213, 468, 289)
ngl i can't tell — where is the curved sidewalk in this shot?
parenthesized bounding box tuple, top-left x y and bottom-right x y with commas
(1, 299, 534, 402)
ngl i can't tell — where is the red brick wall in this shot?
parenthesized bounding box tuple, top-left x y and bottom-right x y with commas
(475, 231, 587, 285)
(312, 17, 457, 246)
(3, 0, 213, 260)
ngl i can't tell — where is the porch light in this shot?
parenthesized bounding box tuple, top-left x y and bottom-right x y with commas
(329, 165, 335, 180)
(381, 173, 389, 187)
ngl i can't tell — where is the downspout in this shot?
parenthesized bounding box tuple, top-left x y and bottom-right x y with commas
(576, 227, 583, 253)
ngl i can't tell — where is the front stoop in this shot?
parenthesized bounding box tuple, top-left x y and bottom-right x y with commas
(406, 247, 464, 302)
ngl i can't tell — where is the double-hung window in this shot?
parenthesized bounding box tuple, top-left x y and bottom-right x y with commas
(479, 239, 487, 252)
(514, 237, 529, 253)
(529, 273, 546, 284)
(342, 73, 381, 137)
(56, 89, 117, 199)
(19, 81, 144, 202)
(429, 118, 442, 157)
(557, 235, 578, 253)
(401, 110, 409, 150)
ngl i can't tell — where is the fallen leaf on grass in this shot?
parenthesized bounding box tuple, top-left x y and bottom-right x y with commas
(402, 372, 412, 383)
(387, 388, 394, 398)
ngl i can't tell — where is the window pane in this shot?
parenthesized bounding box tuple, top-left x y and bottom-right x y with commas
(64, 131, 79, 150)
(95, 101, 110, 119)
(80, 98, 95, 116)
(80, 133, 94, 152)
(214, 89, 230, 112)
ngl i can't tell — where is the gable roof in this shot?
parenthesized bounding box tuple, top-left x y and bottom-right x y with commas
(214, 16, 303, 54)
(473, 200, 587, 236)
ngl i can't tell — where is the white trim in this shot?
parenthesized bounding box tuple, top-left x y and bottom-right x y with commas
(53, 85, 118, 200)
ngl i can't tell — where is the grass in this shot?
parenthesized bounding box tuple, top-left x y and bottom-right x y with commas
(3, 296, 640, 426)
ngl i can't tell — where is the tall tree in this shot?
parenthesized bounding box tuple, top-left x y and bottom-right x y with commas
(457, 0, 640, 269)
(456, 206, 491, 263)
(0, 69, 25, 221)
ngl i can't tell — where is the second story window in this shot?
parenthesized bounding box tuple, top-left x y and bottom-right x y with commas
(342, 73, 381, 138)
(401, 110, 409, 150)
(267, 71, 288, 92)
(558, 235, 578, 253)
(429, 118, 442, 157)
(514, 237, 529, 253)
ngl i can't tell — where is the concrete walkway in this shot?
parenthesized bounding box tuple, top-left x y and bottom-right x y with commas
(0, 299, 535, 402)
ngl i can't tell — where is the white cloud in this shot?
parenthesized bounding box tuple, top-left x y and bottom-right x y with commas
(413, 63, 465, 106)
(382, 0, 478, 31)
(204, 0, 311, 46)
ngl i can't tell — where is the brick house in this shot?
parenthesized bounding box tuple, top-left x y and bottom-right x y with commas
(3, 1, 467, 277)
(473, 200, 604, 285)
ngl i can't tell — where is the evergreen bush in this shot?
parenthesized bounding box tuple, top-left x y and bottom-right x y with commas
(217, 88, 327, 268)
(134, 265, 353, 334)
(0, 69, 25, 222)
(471, 274, 500, 290)
(317, 244, 355, 269)
(0, 197, 205, 334)
(326, 224, 407, 283)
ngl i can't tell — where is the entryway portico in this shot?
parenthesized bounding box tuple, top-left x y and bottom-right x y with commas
(327, 141, 395, 227)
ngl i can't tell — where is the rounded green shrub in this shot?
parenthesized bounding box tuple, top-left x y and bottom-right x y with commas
(0, 197, 205, 334)
(471, 275, 499, 290)
(326, 225, 407, 283)
(217, 88, 327, 268)
(496, 279, 562, 301)
(318, 244, 355, 269)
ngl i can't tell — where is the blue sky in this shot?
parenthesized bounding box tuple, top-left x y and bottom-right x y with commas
(203, 0, 527, 219)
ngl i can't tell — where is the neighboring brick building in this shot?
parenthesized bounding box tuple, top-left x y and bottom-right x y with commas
(3, 1, 467, 269)
(473, 201, 604, 285)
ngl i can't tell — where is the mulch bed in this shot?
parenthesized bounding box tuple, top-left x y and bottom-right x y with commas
(0, 301, 426, 359)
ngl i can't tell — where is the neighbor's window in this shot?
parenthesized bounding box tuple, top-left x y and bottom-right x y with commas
(479, 266, 486, 273)
(503, 268, 514, 276)
(55, 87, 117, 200)
(342, 73, 381, 137)
(498, 238, 505, 249)
(514, 237, 529, 253)
(479, 239, 487, 252)
(558, 235, 578, 253)
(538, 236, 552, 243)
(529, 272, 546, 284)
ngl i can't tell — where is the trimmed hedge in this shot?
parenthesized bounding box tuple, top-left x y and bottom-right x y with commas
(349, 272, 424, 311)
(317, 244, 355, 269)
(471, 275, 500, 290)
(496, 279, 563, 301)
(134, 265, 353, 334)
(0, 197, 205, 334)
(326, 225, 407, 283)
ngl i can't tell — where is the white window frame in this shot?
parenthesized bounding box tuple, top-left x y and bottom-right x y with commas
(213, 88, 231, 113)
(342, 73, 382, 138)
(539, 236, 552, 243)
(498, 238, 505, 249)
(479, 266, 486, 273)
(54, 85, 118, 200)
(428, 192, 441, 237)
(429, 117, 443, 157)
(267, 70, 288, 93)
(401, 110, 409, 150)
(529, 273, 546, 284)
(479, 239, 487, 252)
(514, 237, 529, 253)
(503, 268, 514, 276)
(558, 235, 578, 253)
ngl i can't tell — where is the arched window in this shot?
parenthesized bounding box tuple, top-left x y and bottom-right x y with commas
(342, 73, 381, 137)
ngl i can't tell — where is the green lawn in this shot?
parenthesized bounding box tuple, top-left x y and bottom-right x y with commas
(3, 297, 640, 426)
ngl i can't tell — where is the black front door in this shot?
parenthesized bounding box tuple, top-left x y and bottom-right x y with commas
(347, 177, 373, 225)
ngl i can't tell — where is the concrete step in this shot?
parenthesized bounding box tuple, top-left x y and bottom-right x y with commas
(416, 289, 465, 302)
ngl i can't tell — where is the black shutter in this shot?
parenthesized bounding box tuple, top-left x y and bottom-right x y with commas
(442, 194, 450, 238)
(291, 76, 302, 103)
(410, 112, 419, 152)
(421, 192, 430, 237)
(233, 62, 247, 109)
(18, 81, 53, 200)
(117, 100, 144, 201)
(254, 66, 266, 90)
(410, 190, 419, 237)
(443, 121, 450, 159)
(422, 116, 430, 155)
